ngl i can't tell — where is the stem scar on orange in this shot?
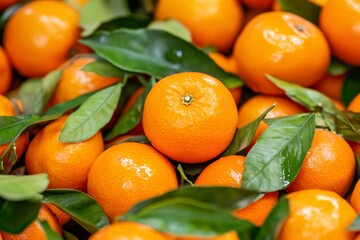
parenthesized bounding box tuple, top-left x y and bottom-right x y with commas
(142, 72, 238, 164)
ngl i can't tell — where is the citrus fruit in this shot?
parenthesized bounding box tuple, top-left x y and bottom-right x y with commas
(348, 93, 360, 112)
(87, 142, 178, 220)
(234, 11, 330, 95)
(286, 129, 355, 196)
(0, 47, 12, 94)
(0, 0, 19, 10)
(175, 231, 239, 240)
(25, 116, 104, 191)
(45, 203, 71, 226)
(278, 189, 356, 240)
(311, 74, 345, 101)
(350, 179, 360, 213)
(142, 72, 238, 163)
(154, 0, 244, 52)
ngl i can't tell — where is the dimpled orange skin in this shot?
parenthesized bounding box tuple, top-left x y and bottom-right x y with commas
(234, 12, 330, 95)
(278, 189, 356, 240)
(350, 180, 360, 213)
(51, 57, 120, 105)
(154, 0, 244, 53)
(4, 1, 79, 77)
(87, 142, 178, 221)
(311, 74, 345, 101)
(320, 0, 360, 66)
(0, 47, 12, 94)
(142, 72, 238, 164)
(195, 156, 278, 226)
(25, 116, 104, 192)
(286, 129, 355, 196)
(348, 93, 360, 112)
(1, 205, 62, 240)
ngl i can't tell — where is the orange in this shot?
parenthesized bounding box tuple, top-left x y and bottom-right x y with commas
(1, 205, 62, 240)
(175, 231, 239, 240)
(237, 95, 305, 148)
(286, 129, 355, 196)
(332, 98, 345, 111)
(0, 47, 12, 95)
(142, 72, 238, 164)
(154, 0, 244, 53)
(0, 0, 19, 10)
(242, 0, 274, 10)
(51, 57, 120, 105)
(45, 203, 71, 226)
(195, 155, 278, 226)
(87, 142, 178, 221)
(4, 1, 79, 77)
(311, 74, 345, 101)
(320, 0, 360, 66)
(234, 12, 330, 95)
(348, 141, 360, 157)
(355, 234, 360, 240)
(89, 222, 169, 240)
(350, 179, 360, 213)
(348, 93, 360, 112)
(278, 189, 356, 240)
(25, 116, 104, 192)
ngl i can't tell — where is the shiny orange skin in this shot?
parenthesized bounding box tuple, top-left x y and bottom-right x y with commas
(25, 116, 104, 192)
(242, 0, 274, 10)
(237, 95, 305, 148)
(320, 0, 360, 66)
(311, 74, 345, 101)
(51, 57, 120, 105)
(46, 203, 70, 226)
(234, 12, 330, 95)
(0, 47, 12, 94)
(142, 72, 238, 164)
(89, 222, 169, 240)
(4, 1, 79, 77)
(0, 0, 19, 10)
(1, 205, 62, 240)
(286, 129, 355, 196)
(87, 142, 178, 221)
(348, 93, 360, 112)
(195, 155, 278, 226)
(350, 179, 360, 213)
(278, 189, 356, 240)
(154, 0, 244, 53)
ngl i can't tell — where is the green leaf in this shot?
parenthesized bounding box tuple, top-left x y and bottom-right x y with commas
(177, 164, 194, 186)
(278, 0, 321, 24)
(335, 111, 360, 143)
(0, 174, 48, 201)
(0, 198, 41, 234)
(42, 189, 110, 233)
(348, 215, 360, 231)
(222, 104, 275, 156)
(328, 57, 351, 76)
(39, 220, 64, 240)
(41, 69, 63, 106)
(255, 197, 289, 240)
(59, 82, 122, 143)
(105, 77, 154, 141)
(81, 28, 242, 89)
(242, 113, 316, 192)
(82, 58, 126, 77)
(96, 15, 150, 32)
(148, 19, 192, 42)
(342, 70, 360, 107)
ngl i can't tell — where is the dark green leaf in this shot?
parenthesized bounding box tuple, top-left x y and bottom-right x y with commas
(328, 57, 351, 76)
(242, 113, 316, 192)
(96, 15, 150, 32)
(18, 79, 44, 115)
(348, 215, 360, 231)
(342, 70, 360, 107)
(177, 164, 194, 186)
(0, 174, 48, 201)
(222, 104, 275, 156)
(59, 82, 122, 143)
(278, 0, 321, 24)
(42, 189, 109, 233)
(81, 29, 242, 89)
(0, 198, 41, 234)
(82, 59, 126, 77)
(335, 111, 360, 143)
(105, 77, 154, 141)
(255, 197, 289, 240)
(148, 19, 192, 42)
(105, 135, 150, 149)
(178, 162, 210, 176)
(39, 220, 64, 240)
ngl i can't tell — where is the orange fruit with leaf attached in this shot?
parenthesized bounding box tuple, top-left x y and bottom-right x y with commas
(195, 155, 278, 226)
(350, 179, 360, 213)
(348, 93, 360, 112)
(234, 11, 330, 95)
(278, 189, 356, 240)
(51, 57, 120, 105)
(142, 72, 238, 164)
(286, 129, 355, 196)
(25, 116, 104, 192)
(320, 0, 360, 66)
(311, 74, 345, 101)
(1, 205, 62, 240)
(4, 1, 79, 77)
(87, 142, 178, 221)
(0, 47, 12, 94)
(154, 0, 244, 52)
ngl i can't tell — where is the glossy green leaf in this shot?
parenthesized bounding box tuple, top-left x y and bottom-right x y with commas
(242, 113, 316, 192)
(105, 77, 155, 141)
(0, 174, 48, 201)
(42, 189, 109, 233)
(148, 19, 192, 42)
(96, 15, 150, 32)
(348, 215, 360, 231)
(328, 57, 351, 76)
(255, 197, 289, 240)
(81, 28, 242, 89)
(278, 0, 321, 24)
(59, 82, 122, 143)
(335, 111, 360, 143)
(0, 198, 41, 234)
(342, 70, 360, 107)
(39, 220, 64, 240)
(222, 104, 275, 156)
(82, 59, 126, 77)
(18, 79, 44, 115)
